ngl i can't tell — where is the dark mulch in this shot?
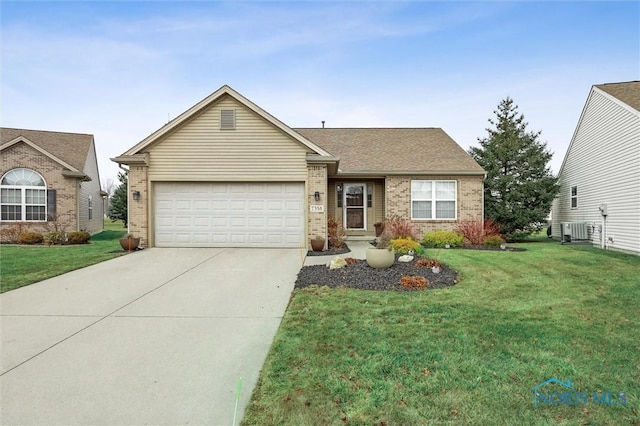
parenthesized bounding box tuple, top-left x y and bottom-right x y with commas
(306, 244, 350, 256)
(296, 255, 457, 291)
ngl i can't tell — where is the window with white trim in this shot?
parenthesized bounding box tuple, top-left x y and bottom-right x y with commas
(1, 168, 47, 221)
(570, 186, 578, 209)
(88, 195, 93, 220)
(411, 180, 457, 219)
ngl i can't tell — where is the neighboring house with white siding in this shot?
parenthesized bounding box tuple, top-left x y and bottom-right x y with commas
(551, 81, 640, 255)
(113, 85, 485, 249)
(1, 128, 106, 235)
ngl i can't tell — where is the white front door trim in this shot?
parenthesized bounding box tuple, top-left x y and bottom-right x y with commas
(343, 182, 366, 230)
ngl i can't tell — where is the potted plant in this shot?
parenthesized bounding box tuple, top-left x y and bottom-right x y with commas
(119, 233, 140, 251)
(310, 235, 325, 252)
(366, 230, 395, 268)
(374, 221, 385, 237)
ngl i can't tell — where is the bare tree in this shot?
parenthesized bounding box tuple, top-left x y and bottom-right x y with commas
(102, 177, 116, 197)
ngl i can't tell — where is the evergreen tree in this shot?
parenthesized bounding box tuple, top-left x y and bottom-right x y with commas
(108, 172, 128, 227)
(469, 98, 559, 240)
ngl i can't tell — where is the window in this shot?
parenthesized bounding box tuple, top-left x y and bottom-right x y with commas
(1, 168, 47, 221)
(411, 180, 457, 220)
(88, 196, 93, 220)
(571, 186, 578, 209)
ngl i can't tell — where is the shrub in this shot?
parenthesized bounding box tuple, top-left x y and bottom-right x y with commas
(456, 219, 502, 246)
(0, 223, 26, 244)
(67, 231, 91, 244)
(389, 237, 424, 255)
(18, 231, 44, 245)
(400, 275, 429, 290)
(385, 215, 418, 240)
(327, 216, 346, 250)
(421, 230, 464, 248)
(375, 230, 393, 249)
(44, 232, 65, 245)
(417, 258, 442, 269)
(484, 235, 506, 247)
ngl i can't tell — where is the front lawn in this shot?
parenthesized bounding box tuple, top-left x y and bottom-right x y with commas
(243, 240, 640, 425)
(0, 221, 127, 292)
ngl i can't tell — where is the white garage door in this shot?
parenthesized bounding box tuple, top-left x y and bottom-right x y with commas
(154, 182, 305, 248)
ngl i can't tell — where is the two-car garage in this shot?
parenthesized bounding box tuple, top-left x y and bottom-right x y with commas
(154, 182, 305, 248)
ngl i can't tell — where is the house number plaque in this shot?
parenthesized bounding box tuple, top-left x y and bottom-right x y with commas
(309, 205, 325, 213)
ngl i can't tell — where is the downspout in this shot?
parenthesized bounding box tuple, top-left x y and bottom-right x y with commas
(77, 180, 81, 231)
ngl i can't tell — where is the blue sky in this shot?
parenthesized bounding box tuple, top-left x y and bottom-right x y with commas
(2, 1, 638, 184)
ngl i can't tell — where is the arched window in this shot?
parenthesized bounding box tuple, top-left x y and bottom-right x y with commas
(1, 168, 47, 221)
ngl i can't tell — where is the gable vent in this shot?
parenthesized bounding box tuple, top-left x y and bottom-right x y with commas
(220, 109, 236, 130)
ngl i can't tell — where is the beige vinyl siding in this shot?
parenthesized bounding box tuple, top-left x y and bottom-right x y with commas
(147, 95, 311, 181)
(374, 181, 385, 223)
(552, 88, 640, 254)
(78, 143, 104, 234)
(327, 183, 336, 219)
(329, 180, 383, 236)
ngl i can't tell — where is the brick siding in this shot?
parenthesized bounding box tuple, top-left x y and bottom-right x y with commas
(307, 165, 328, 249)
(385, 175, 484, 237)
(128, 165, 149, 247)
(1, 143, 79, 234)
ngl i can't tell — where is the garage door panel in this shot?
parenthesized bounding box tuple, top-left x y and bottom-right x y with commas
(155, 182, 304, 247)
(230, 200, 245, 210)
(213, 201, 228, 210)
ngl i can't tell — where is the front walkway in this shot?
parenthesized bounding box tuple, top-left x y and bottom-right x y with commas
(303, 240, 372, 266)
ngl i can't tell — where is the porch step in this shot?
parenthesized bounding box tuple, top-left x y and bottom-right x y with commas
(345, 236, 375, 241)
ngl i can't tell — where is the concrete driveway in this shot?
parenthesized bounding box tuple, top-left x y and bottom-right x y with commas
(0, 247, 303, 425)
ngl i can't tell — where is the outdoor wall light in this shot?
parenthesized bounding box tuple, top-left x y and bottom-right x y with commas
(314, 191, 321, 201)
(132, 190, 141, 201)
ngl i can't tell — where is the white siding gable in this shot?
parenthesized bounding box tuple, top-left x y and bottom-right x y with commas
(552, 87, 640, 254)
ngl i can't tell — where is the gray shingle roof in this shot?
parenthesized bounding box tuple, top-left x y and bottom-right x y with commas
(1, 127, 93, 172)
(294, 128, 484, 174)
(596, 81, 640, 112)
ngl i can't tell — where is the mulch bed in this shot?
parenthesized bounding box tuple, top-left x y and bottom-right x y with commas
(306, 243, 351, 256)
(296, 255, 457, 291)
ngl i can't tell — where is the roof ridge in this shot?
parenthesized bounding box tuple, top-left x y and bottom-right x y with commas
(292, 127, 444, 130)
(594, 80, 640, 87)
(0, 127, 94, 137)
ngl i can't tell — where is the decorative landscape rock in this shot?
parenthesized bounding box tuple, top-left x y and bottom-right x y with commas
(398, 255, 414, 262)
(329, 256, 347, 270)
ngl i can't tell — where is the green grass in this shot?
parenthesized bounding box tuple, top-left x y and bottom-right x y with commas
(243, 240, 640, 425)
(0, 220, 127, 292)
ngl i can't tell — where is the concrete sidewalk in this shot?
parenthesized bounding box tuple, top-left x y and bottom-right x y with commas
(1, 247, 302, 425)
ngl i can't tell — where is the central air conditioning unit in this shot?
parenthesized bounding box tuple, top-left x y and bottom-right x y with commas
(561, 221, 590, 243)
(561, 222, 572, 243)
(572, 222, 589, 241)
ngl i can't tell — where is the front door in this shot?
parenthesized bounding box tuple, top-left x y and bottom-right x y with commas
(344, 183, 366, 230)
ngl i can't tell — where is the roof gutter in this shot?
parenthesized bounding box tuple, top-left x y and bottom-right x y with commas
(332, 170, 486, 177)
(110, 154, 148, 165)
(61, 170, 91, 181)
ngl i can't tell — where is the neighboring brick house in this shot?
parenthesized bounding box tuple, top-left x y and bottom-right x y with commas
(113, 85, 485, 249)
(1, 128, 106, 236)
